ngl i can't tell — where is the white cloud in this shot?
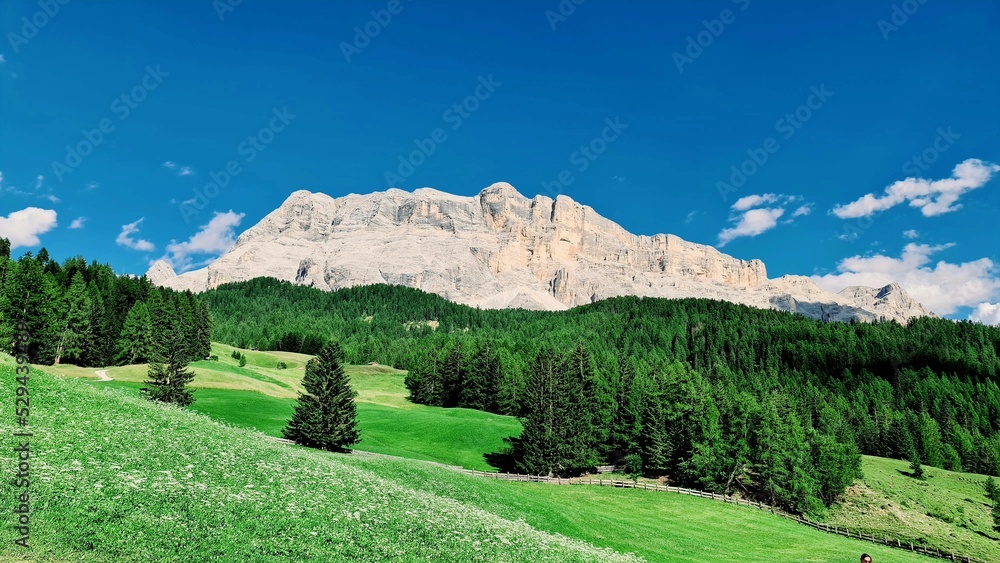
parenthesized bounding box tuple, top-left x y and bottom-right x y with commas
(116, 218, 155, 252)
(69, 217, 86, 230)
(970, 303, 1000, 326)
(811, 243, 1000, 316)
(159, 211, 245, 273)
(684, 210, 699, 224)
(732, 193, 780, 212)
(44, 194, 60, 203)
(84, 182, 99, 191)
(163, 161, 194, 176)
(0, 207, 58, 249)
(903, 229, 919, 239)
(791, 204, 813, 218)
(832, 158, 1000, 219)
(0, 54, 5, 64)
(34, 175, 43, 190)
(612, 175, 625, 182)
(718, 194, 810, 246)
(719, 207, 785, 247)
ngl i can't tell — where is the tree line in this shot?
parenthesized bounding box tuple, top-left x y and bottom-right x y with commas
(0, 240, 211, 366)
(201, 278, 1000, 513)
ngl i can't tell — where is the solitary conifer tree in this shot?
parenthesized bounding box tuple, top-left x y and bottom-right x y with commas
(284, 341, 360, 452)
(142, 342, 196, 407)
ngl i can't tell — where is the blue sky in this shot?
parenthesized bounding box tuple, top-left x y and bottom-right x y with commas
(1, 0, 998, 322)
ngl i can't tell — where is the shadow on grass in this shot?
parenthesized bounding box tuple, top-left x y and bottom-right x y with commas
(484, 448, 517, 473)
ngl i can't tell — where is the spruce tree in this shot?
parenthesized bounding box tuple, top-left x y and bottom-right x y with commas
(404, 352, 444, 406)
(283, 341, 360, 452)
(196, 299, 213, 359)
(461, 342, 500, 411)
(514, 348, 563, 475)
(0, 255, 59, 362)
(609, 355, 641, 462)
(117, 302, 154, 364)
(560, 344, 600, 472)
(439, 344, 465, 407)
(909, 451, 925, 480)
(146, 288, 177, 362)
(176, 292, 197, 361)
(142, 341, 196, 407)
(0, 237, 10, 287)
(53, 273, 93, 365)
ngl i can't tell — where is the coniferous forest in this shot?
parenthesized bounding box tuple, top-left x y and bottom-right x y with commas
(0, 239, 211, 366)
(204, 278, 1000, 514)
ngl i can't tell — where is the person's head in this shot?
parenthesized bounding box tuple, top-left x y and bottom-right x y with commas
(860, 554, 872, 563)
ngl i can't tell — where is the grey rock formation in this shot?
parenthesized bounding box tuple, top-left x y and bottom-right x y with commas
(148, 183, 930, 323)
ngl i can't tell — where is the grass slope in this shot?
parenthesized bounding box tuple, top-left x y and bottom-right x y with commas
(0, 368, 636, 562)
(824, 456, 999, 562)
(65, 345, 520, 471)
(0, 367, 930, 562)
(36, 346, 999, 560)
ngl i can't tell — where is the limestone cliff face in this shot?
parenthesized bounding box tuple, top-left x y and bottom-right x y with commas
(149, 183, 930, 323)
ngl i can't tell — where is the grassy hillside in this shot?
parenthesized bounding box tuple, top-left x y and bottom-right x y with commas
(33, 347, 1000, 561)
(0, 367, 635, 562)
(62, 343, 520, 471)
(0, 366, 931, 562)
(824, 456, 1000, 562)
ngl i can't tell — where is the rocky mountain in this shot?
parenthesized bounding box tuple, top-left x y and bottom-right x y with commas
(148, 183, 930, 323)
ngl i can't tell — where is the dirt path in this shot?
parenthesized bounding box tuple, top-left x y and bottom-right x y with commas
(94, 369, 113, 382)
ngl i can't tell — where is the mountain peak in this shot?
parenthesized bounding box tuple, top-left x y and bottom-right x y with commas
(148, 183, 930, 323)
(146, 260, 177, 285)
(479, 182, 523, 199)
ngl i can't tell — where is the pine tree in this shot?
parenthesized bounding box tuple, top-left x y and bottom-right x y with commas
(82, 283, 114, 367)
(625, 453, 643, 484)
(146, 288, 177, 362)
(559, 344, 601, 472)
(993, 498, 1000, 533)
(986, 478, 1000, 532)
(439, 344, 465, 407)
(514, 348, 563, 475)
(909, 451, 925, 480)
(404, 352, 444, 406)
(142, 342, 196, 407)
(0, 238, 10, 288)
(609, 355, 641, 463)
(0, 255, 59, 362)
(196, 299, 213, 359)
(176, 292, 197, 361)
(117, 302, 154, 364)
(461, 342, 500, 411)
(53, 273, 93, 365)
(283, 341, 360, 452)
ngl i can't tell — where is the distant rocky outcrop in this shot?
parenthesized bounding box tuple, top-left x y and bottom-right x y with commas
(148, 183, 930, 323)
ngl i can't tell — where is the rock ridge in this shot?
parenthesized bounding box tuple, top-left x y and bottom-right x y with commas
(148, 184, 930, 323)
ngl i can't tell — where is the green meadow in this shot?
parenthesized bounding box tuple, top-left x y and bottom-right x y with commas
(8, 346, 997, 561)
(0, 365, 931, 562)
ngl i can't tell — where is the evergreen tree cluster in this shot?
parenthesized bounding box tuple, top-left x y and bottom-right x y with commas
(0, 242, 211, 366)
(204, 279, 1000, 512)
